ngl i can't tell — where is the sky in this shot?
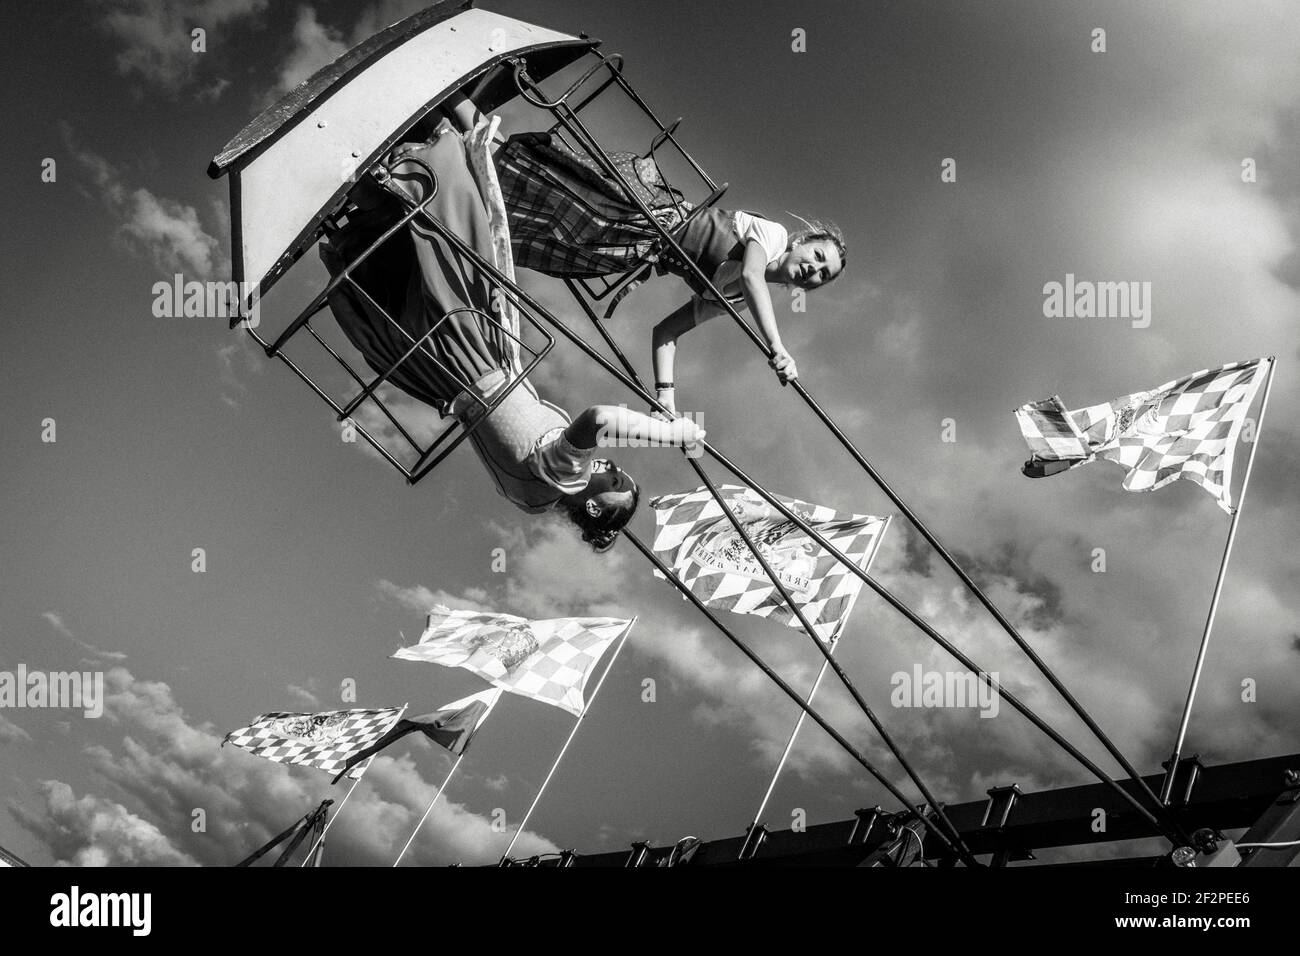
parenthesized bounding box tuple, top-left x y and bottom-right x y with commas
(1, 0, 1298, 867)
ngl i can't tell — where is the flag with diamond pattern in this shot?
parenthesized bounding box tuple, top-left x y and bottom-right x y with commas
(1015, 358, 1269, 513)
(649, 484, 889, 642)
(223, 706, 406, 780)
(394, 609, 631, 717)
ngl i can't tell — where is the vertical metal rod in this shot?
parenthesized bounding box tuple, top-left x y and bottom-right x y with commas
(1159, 356, 1276, 803)
(500, 619, 636, 862)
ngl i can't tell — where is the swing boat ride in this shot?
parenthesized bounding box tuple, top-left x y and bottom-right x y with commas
(207, 1, 1299, 868)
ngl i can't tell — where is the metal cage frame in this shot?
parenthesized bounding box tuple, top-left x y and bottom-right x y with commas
(231, 46, 735, 487)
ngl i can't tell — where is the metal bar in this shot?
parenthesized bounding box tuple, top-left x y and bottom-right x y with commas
(529, 77, 1179, 839)
(302, 322, 424, 454)
(268, 196, 433, 356)
(623, 531, 968, 863)
(1160, 356, 1277, 803)
(339, 310, 477, 419)
(567, 750, 1300, 866)
(236, 800, 330, 867)
(513, 53, 624, 111)
(561, 278, 642, 381)
(567, 279, 974, 859)
(244, 325, 418, 478)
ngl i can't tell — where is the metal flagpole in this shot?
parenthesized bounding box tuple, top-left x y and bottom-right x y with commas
(300, 703, 408, 867)
(1159, 356, 1276, 803)
(500, 618, 636, 862)
(299, 767, 367, 866)
(392, 689, 503, 866)
(744, 519, 891, 849)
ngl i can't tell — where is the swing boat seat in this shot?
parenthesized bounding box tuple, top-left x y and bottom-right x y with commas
(208, 1, 732, 484)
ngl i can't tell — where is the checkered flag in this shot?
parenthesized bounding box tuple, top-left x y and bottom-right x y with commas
(649, 484, 889, 642)
(223, 706, 406, 780)
(394, 608, 632, 717)
(1015, 358, 1270, 513)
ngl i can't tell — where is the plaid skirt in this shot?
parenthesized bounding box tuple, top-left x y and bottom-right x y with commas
(495, 131, 691, 278)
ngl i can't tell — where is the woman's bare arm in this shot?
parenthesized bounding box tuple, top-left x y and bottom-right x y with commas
(565, 404, 705, 450)
(739, 239, 797, 384)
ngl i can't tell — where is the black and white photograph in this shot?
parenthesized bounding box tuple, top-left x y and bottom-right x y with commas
(1, 0, 1297, 934)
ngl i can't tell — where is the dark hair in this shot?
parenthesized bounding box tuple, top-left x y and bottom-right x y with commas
(787, 217, 847, 287)
(563, 481, 641, 553)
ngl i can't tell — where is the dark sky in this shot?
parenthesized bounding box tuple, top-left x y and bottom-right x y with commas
(2, 0, 1298, 866)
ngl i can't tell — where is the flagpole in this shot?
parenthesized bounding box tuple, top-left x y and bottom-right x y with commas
(392, 690, 503, 867)
(1159, 356, 1275, 804)
(743, 519, 889, 852)
(298, 764, 367, 867)
(500, 618, 636, 862)
(747, 657, 833, 839)
(300, 703, 408, 867)
(393, 752, 467, 867)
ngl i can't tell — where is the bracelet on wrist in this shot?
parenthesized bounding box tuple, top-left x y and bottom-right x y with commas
(655, 382, 674, 391)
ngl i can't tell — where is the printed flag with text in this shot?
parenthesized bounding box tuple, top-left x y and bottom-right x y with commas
(649, 484, 889, 642)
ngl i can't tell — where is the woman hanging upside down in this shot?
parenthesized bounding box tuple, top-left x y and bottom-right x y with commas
(319, 120, 704, 551)
(441, 94, 846, 419)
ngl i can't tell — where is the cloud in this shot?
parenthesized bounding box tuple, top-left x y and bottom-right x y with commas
(375, 580, 491, 616)
(285, 684, 321, 709)
(41, 611, 127, 663)
(11, 781, 197, 867)
(263, 2, 428, 105)
(6, 667, 555, 866)
(0, 714, 33, 746)
(346, 384, 450, 472)
(121, 189, 224, 278)
(97, 0, 268, 95)
(264, 6, 348, 103)
(215, 339, 264, 409)
(61, 124, 226, 279)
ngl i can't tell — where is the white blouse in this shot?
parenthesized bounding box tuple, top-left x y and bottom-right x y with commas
(692, 212, 788, 321)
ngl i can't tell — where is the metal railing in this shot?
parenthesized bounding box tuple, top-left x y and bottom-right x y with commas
(235, 155, 554, 485)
